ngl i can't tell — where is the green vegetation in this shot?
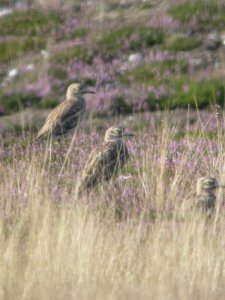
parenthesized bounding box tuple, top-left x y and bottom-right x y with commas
(174, 130, 218, 140)
(120, 59, 188, 85)
(169, 1, 219, 22)
(0, 92, 61, 115)
(168, 78, 224, 109)
(36, 97, 59, 109)
(0, 38, 45, 62)
(169, 0, 225, 29)
(51, 46, 93, 64)
(0, 10, 62, 36)
(99, 25, 164, 57)
(120, 64, 156, 85)
(164, 35, 201, 52)
(139, 3, 154, 10)
(71, 28, 89, 38)
(120, 59, 224, 110)
(0, 93, 41, 115)
(109, 96, 132, 115)
(48, 67, 67, 80)
(147, 78, 224, 110)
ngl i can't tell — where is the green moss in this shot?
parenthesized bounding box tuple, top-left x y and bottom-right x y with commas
(164, 35, 201, 52)
(0, 38, 45, 62)
(0, 10, 62, 36)
(99, 25, 164, 57)
(51, 46, 93, 64)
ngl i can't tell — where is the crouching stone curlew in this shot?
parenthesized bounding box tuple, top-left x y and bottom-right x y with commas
(77, 127, 134, 194)
(195, 176, 219, 214)
(34, 83, 95, 142)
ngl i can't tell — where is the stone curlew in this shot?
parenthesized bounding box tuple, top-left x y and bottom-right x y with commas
(34, 83, 95, 142)
(77, 127, 134, 193)
(195, 176, 219, 214)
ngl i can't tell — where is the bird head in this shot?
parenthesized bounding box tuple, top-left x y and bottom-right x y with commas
(196, 176, 219, 195)
(104, 127, 134, 142)
(66, 83, 95, 99)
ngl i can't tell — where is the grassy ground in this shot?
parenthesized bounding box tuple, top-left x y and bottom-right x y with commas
(1, 111, 225, 299)
(1, 1, 225, 299)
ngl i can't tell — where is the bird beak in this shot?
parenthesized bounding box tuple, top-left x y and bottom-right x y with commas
(123, 132, 135, 137)
(82, 89, 95, 94)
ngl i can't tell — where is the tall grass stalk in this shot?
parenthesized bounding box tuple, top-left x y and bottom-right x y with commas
(0, 112, 225, 299)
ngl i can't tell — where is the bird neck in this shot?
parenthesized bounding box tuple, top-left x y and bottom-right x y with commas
(66, 90, 84, 100)
(196, 188, 216, 196)
(104, 137, 124, 145)
(66, 94, 83, 102)
(104, 137, 125, 148)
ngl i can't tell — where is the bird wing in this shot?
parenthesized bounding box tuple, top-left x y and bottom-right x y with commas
(78, 141, 128, 191)
(36, 99, 84, 140)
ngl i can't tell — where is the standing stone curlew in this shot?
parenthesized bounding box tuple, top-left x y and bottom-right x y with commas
(34, 83, 95, 142)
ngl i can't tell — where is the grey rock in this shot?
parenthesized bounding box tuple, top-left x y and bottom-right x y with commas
(128, 53, 143, 64)
(0, 8, 12, 18)
(205, 32, 221, 50)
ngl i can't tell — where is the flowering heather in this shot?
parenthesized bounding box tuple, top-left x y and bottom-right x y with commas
(146, 12, 181, 31)
(1, 1, 225, 297)
(25, 77, 52, 97)
(0, 106, 225, 299)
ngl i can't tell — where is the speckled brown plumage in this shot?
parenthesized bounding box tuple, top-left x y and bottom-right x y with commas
(34, 83, 94, 142)
(195, 176, 218, 214)
(36, 98, 85, 140)
(77, 127, 133, 193)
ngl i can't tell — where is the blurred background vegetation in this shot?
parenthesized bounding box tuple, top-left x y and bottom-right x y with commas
(0, 0, 225, 131)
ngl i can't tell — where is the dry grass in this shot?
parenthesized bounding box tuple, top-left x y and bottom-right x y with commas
(0, 112, 225, 299)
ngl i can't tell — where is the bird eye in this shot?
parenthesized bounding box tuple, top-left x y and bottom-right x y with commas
(206, 179, 214, 185)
